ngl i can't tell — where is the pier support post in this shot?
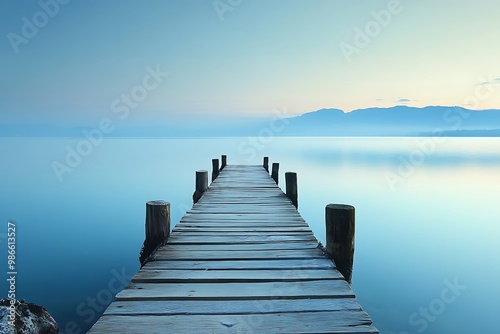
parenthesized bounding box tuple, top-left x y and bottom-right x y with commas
(193, 170, 208, 204)
(212, 159, 219, 182)
(325, 204, 355, 283)
(221, 155, 227, 171)
(285, 172, 298, 209)
(271, 163, 279, 184)
(139, 200, 170, 267)
(263, 157, 269, 172)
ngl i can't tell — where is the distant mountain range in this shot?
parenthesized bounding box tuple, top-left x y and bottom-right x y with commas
(282, 106, 500, 136)
(1, 106, 500, 137)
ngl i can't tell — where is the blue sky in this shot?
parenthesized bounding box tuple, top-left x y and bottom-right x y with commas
(1, 0, 500, 127)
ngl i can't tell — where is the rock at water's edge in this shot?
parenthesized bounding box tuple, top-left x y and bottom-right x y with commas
(0, 299, 59, 334)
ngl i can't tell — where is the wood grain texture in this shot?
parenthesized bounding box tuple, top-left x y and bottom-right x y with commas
(153, 242, 321, 251)
(166, 234, 318, 244)
(116, 280, 354, 301)
(142, 258, 335, 270)
(153, 248, 326, 260)
(89, 312, 377, 334)
(104, 298, 362, 316)
(132, 269, 344, 283)
(173, 226, 312, 232)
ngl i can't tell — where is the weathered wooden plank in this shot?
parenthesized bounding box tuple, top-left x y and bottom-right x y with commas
(187, 209, 299, 215)
(201, 189, 284, 193)
(173, 226, 313, 232)
(195, 196, 289, 201)
(197, 199, 289, 204)
(170, 231, 314, 237)
(175, 224, 310, 229)
(184, 210, 302, 214)
(192, 204, 295, 209)
(190, 202, 299, 207)
(183, 212, 305, 222)
(190, 204, 298, 210)
(143, 258, 335, 270)
(155, 242, 321, 251)
(176, 223, 308, 229)
(153, 248, 326, 260)
(174, 222, 311, 233)
(200, 196, 289, 201)
(170, 230, 314, 236)
(166, 234, 317, 244)
(116, 280, 354, 301)
(181, 216, 305, 222)
(209, 176, 275, 180)
(187, 211, 299, 216)
(203, 188, 282, 191)
(213, 179, 274, 182)
(208, 185, 280, 190)
(204, 179, 278, 184)
(195, 201, 293, 206)
(104, 298, 362, 316)
(211, 175, 273, 178)
(89, 311, 376, 334)
(187, 214, 302, 219)
(132, 268, 344, 283)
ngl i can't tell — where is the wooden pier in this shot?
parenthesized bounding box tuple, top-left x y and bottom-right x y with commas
(89, 162, 378, 333)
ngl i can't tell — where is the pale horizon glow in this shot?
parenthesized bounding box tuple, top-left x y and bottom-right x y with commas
(1, 0, 500, 127)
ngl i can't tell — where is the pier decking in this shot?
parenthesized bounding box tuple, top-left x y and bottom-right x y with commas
(89, 164, 378, 333)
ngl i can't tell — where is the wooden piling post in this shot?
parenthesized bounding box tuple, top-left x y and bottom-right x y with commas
(193, 170, 208, 204)
(212, 159, 219, 182)
(263, 157, 269, 172)
(221, 155, 227, 170)
(139, 200, 170, 267)
(285, 172, 298, 208)
(271, 163, 279, 184)
(325, 204, 355, 283)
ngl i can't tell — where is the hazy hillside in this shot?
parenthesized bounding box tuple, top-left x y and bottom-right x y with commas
(281, 106, 500, 136)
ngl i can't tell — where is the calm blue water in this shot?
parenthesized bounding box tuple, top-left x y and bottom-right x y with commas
(1, 137, 499, 333)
